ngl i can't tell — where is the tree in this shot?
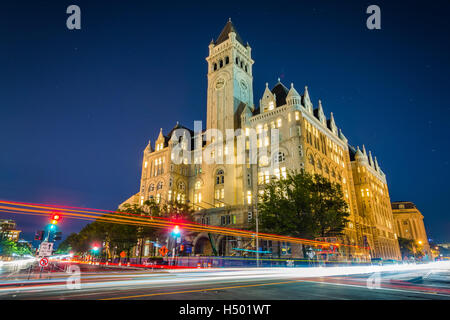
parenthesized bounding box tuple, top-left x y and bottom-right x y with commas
(16, 242, 33, 256)
(257, 170, 349, 239)
(0, 238, 17, 257)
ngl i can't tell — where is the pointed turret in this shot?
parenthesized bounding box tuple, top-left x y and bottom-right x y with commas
(338, 128, 348, 143)
(214, 18, 245, 46)
(328, 112, 338, 135)
(157, 128, 164, 140)
(369, 151, 374, 167)
(355, 146, 365, 162)
(286, 83, 301, 107)
(362, 144, 368, 157)
(302, 85, 313, 112)
(374, 156, 380, 172)
(260, 82, 276, 112)
(317, 99, 326, 124)
(144, 139, 153, 153)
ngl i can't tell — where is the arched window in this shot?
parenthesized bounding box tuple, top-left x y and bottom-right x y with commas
(219, 60, 223, 68)
(149, 184, 155, 192)
(236, 57, 239, 65)
(309, 154, 315, 166)
(245, 65, 248, 72)
(177, 181, 185, 191)
(195, 181, 201, 190)
(240, 61, 243, 68)
(274, 152, 285, 164)
(324, 165, 329, 174)
(225, 56, 229, 64)
(214, 63, 217, 71)
(157, 181, 163, 190)
(216, 169, 224, 185)
(331, 170, 336, 178)
(317, 160, 322, 170)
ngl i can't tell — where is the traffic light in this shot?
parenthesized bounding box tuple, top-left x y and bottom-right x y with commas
(54, 232, 62, 241)
(34, 230, 44, 241)
(180, 244, 184, 252)
(50, 213, 61, 225)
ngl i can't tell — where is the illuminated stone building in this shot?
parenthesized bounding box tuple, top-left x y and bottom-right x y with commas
(392, 201, 432, 260)
(0, 219, 21, 242)
(120, 20, 400, 260)
(349, 147, 401, 260)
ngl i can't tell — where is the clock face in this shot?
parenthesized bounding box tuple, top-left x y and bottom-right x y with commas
(215, 78, 225, 89)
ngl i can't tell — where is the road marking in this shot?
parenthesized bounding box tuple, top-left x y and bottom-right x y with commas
(100, 279, 303, 300)
(297, 279, 450, 298)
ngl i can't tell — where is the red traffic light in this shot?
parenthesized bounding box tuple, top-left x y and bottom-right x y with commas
(50, 213, 61, 225)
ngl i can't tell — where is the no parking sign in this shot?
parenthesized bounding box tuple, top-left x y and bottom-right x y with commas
(39, 257, 49, 267)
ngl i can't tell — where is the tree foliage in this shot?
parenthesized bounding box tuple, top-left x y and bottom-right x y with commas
(58, 199, 194, 257)
(256, 170, 350, 239)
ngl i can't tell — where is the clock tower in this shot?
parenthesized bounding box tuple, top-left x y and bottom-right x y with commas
(206, 19, 254, 132)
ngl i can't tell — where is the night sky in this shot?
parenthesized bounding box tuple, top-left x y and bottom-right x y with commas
(1, 1, 449, 244)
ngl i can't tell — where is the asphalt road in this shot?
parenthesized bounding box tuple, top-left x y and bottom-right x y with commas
(1, 262, 449, 300)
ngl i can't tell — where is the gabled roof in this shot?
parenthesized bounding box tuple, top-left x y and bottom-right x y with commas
(215, 19, 245, 46)
(271, 82, 289, 107)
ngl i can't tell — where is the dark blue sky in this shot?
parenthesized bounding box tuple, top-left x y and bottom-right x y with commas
(1, 1, 449, 243)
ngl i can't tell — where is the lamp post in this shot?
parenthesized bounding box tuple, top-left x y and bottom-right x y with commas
(254, 201, 260, 268)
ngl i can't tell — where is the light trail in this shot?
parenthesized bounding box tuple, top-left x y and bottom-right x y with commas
(0, 261, 448, 298)
(0, 199, 366, 250)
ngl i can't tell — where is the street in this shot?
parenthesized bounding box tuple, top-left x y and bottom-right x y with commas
(0, 262, 449, 300)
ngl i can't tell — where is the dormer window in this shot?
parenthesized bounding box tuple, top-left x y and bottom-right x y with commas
(268, 101, 274, 111)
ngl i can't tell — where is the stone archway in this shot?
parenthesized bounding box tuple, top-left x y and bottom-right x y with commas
(194, 236, 213, 255)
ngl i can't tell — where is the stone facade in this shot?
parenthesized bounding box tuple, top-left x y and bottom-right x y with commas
(120, 20, 401, 261)
(392, 201, 432, 259)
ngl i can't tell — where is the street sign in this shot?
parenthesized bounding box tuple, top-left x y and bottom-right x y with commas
(306, 250, 315, 259)
(38, 241, 54, 257)
(120, 251, 126, 258)
(39, 257, 49, 267)
(159, 246, 169, 256)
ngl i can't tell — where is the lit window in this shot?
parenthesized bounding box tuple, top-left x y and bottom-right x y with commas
(144, 161, 148, 168)
(277, 118, 282, 127)
(257, 124, 262, 134)
(268, 101, 274, 111)
(258, 171, 264, 184)
(274, 168, 280, 179)
(295, 111, 300, 120)
(247, 191, 252, 204)
(216, 169, 224, 185)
